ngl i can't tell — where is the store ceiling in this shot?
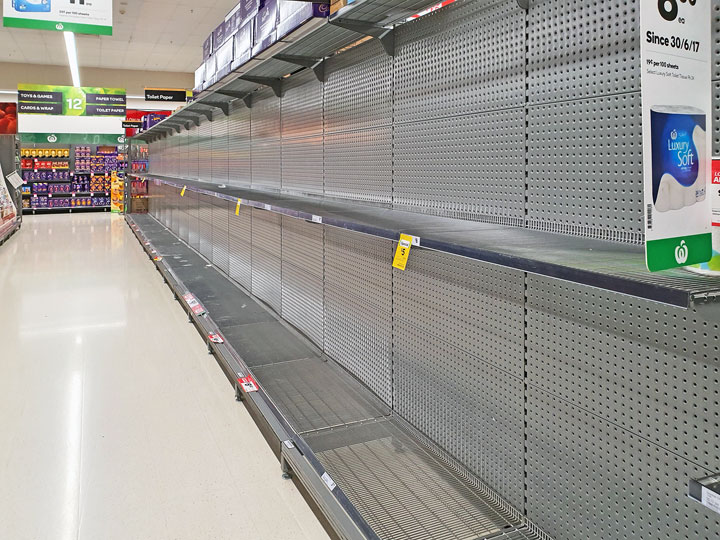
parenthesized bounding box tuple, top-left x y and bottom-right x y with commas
(0, 0, 239, 73)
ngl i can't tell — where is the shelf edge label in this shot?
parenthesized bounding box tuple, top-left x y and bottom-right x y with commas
(392, 233, 415, 271)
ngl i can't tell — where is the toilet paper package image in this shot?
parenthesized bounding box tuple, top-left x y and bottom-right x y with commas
(651, 106, 706, 213)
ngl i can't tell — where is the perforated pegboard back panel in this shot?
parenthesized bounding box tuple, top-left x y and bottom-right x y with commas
(211, 109, 229, 185)
(187, 189, 199, 249)
(281, 217, 324, 348)
(212, 198, 230, 275)
(526, 386, 719, 540)
(324, 127, 392, 204)
(393, 318, 525, 511)
(177, 186, 189, 242)
(228, 102, 252, 187)
(198, 193, 213, 260)
(324, 39, 392, 133)
(229, 206, 252, 290)
(394, 109, 525, 224)
(251, 90, 281, 191)
(281, 135, 323, 195)
(714, 81, 720, 156)
(526, 275, 720, 470)
(526, 93, 644, 243)
(186, 123, 199, 180)
(324, 227, 392, 405)
(394, 250, 525, 378)
(527, 0, 639, 104)
(198, 118, 212, 182)
(394, 0, 525, 123)
(282, 70, 323, 138)
(251, 208, 282, 313)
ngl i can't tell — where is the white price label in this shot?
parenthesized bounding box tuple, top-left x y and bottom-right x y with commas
(702, 487, 720, 515)
(311, 215, 322, 224)
(321, 472, 336, 491)
(264, 204, 271, 211)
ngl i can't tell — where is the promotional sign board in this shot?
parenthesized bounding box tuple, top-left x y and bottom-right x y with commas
(3, 0, 112, 35)
(18, 84, 125, 136)
(18, 84, 126, 117)
(144, 88, 188, 103)
(641, 0, 712, 271)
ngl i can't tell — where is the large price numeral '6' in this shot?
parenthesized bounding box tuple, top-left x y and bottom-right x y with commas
(658, 0, 696, 22)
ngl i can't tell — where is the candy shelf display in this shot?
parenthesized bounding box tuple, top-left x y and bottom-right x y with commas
(21, 143, 121, 214)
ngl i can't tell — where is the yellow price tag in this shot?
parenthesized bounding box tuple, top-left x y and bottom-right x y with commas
(235, 198, 242, 216)
(392, 234, 414, 271)
(180, 186, 186, 197)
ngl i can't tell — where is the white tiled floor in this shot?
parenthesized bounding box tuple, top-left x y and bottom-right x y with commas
(0, 213, 329, 540)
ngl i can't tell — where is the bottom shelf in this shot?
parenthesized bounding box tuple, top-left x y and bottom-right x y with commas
(127, 212, 544, 540)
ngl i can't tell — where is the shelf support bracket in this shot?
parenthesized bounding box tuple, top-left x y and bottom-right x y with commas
(330, 18, 394, 56)
(188, 108, 213, 122)
(181, 113, 200, 129)
(273, 54, 326, 83)
(162, 121, 185, 133)
(239, 75, 284, 98)
(516, 0, 529, 10)
(178, 113, 202, 127)
(216, 90, 249, 100)
(243, 94, 253, 108)
(199, 101, 230, 116)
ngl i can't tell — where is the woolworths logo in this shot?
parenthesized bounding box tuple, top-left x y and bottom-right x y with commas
(47, 134, 57, 143)
(675, 240, 689, 264)
(646, 233, 711, 271)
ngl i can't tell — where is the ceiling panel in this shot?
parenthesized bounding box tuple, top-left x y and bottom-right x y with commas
(0, 0, 239, 73)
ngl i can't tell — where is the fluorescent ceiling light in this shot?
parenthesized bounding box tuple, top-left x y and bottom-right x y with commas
(63, 32, 81, 87)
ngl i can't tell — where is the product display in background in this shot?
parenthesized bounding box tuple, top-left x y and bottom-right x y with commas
(21, 143, 120, 213)
(111, 173, 124, 213)
(0, 161, 18, 237)
(641, 0, 712, 271)
(0, 103, 17, 134)
(3, 0, 113, 35)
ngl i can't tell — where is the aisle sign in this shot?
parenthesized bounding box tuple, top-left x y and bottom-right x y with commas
(144, 88, 189, 103)
(641, 0, 712, 271)
(3, 0, 112, 35)
(18, 84, 126, 117)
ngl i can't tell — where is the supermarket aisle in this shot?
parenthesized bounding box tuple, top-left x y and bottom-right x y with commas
(0, 213, 329, 540)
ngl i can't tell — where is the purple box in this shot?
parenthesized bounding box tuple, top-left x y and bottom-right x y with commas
(203, 34, 213, 61)
(252, 0, 278, 57)
(231, 22, 253, 70)
(226, 0, 260, 35)
(277, 1, 329, 39)
(213, 21, 228, 48)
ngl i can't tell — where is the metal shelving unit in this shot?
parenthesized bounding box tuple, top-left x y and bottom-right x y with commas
(132, 174, 720, 312)
(130, 1, 720, 539)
